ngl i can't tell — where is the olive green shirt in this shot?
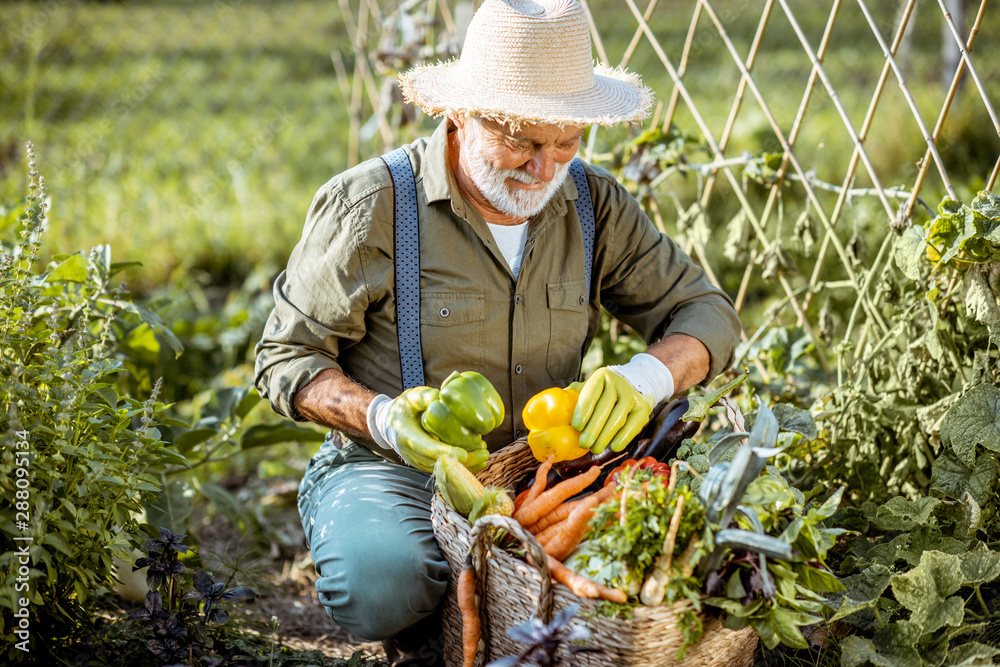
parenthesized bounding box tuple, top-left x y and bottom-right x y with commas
(254, 120, 741, 456)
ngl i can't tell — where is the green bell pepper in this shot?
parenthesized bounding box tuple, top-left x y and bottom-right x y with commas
(388, 386, 484, 473)
(438, 370, 505, 435)
(420, 398, 484, 450)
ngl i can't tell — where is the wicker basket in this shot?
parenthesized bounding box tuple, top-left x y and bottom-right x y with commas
(430, 440, 759, 667)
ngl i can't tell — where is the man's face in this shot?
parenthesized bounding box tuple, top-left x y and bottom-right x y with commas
(458, 117, 584, 220)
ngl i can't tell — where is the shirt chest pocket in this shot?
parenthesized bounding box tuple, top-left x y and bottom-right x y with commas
(545, 280, 589, 382)
(419, 292, 485, 371)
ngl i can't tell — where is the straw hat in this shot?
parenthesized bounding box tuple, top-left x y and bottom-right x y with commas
(399, 0, 653, 128)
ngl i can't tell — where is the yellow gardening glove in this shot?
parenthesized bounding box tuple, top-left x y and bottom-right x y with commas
(571, 367, 656, 454)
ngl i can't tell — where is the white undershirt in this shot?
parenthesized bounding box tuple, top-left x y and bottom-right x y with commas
(486, 221, 530, 279)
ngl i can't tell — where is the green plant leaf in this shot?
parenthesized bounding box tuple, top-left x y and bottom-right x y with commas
(840, 621, 922, 667)
(112, 300, 184, 358)
(235, 389, 262, 419)
(109, 260, 142, 277)
(174, 428, 218, 454)
(241, 422, 326, 449)
(894, 224, 927, 281)
(941, 384, 1000, 466)
(864, 525, 969, 569)
(831, 565, 892, 622)
(121, 323, 161, 360)
(194, 480, 247, 529)
(947, 642, 1000, 667)
(933, 494, 983, 538)
(156, 447, 190, 468)
(872, 496, 941, 532)
(930, 451, 998, 506)
(766, 607, 811, 650)
(891, 551, 965, 634)
(42, 533, 73, 556)
(959, 542, 1000, 586)
(771, 403, 817, 440)
(972, 190, 1000, 226)
(143, 478, 196, 536)
(741, 475, 796, 507)
(807, 485, 846, 522)
(46, 253, 90, 283)
(796, 565, 844, 593)
(962, 267, 1000, 325)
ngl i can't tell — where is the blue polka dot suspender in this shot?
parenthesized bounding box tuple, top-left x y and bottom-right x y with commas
(380, 149, 595, 391)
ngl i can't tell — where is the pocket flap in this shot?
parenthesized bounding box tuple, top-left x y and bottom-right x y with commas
(546, 281, 587, 312)
(419, 292, 485, 325)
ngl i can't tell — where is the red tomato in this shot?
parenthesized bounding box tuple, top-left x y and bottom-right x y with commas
(605, 456, 671, 487)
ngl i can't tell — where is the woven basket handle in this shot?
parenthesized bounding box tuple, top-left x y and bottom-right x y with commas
(468, 514, 555, 660)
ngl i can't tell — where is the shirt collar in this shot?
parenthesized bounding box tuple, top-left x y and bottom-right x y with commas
(422, 118, 580, 213)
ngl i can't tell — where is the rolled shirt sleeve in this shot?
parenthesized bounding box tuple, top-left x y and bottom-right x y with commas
(254, 185, 372, 420)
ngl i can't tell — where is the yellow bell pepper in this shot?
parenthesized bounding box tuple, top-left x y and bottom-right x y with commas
(521, 386, 590, 462)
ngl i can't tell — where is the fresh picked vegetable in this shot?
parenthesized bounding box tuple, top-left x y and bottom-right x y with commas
(569, 397, 845, 658)
(583, 471, 705, 610)
(435, 454, 488, 517)
(632, 397, 701, 462)
(681, 368, 750, 423)
(604, 456, 670, 488)
(424, 370, 505, 442)
(522, 386, 589, 463)
(691, 400, 845, 651)
(442, 370, 505, 433)
(468, 487, 514, 525)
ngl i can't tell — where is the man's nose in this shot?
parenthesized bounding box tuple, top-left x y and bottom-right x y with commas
(525, 150, 556, 182)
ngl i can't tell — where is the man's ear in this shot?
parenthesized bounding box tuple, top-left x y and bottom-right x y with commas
(450, 115, 466, 131)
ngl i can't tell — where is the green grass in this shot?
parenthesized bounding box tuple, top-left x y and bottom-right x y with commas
(1, 0, 998, 293)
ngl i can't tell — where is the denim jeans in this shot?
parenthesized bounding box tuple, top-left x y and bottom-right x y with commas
(297, 436, 449, 641)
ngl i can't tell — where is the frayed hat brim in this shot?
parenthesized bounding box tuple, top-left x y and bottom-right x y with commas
(399, 61, 654, 128)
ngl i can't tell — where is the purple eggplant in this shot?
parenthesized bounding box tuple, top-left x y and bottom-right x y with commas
(634, 397, 700, 462)
(551, 433, 637, 481)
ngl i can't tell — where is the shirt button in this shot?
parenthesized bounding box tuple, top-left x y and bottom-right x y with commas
(579, 295, 586, 305)
(515, 294, 522, 304)
(515, 429, 523, 439)
(515, 364, 523, 374)
(439, 307, 450, 317)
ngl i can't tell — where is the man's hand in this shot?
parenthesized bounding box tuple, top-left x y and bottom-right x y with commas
(369, 387, 490, 473)
(571, 353, 675, 454)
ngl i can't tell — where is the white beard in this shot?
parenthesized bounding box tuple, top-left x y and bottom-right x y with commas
(463, 121, 571, 219)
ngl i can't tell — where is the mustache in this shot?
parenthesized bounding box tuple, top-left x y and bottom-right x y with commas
(500, 166, 567, 185)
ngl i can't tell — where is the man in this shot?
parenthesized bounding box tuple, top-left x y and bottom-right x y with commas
(254, 0, 741, 664)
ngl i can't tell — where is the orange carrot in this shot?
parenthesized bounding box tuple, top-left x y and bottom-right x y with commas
(543, 484, 617, 561)
(458, 555, 479, 667)
(526, 455, 555, 502)
(528, 498, 585, 534)
(512, 487, 532, 514)
(546, 554, 627, 603)
(513, 455, 555, 514)
(514, 465, 602, 527)
(534, 518, 568, 546)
